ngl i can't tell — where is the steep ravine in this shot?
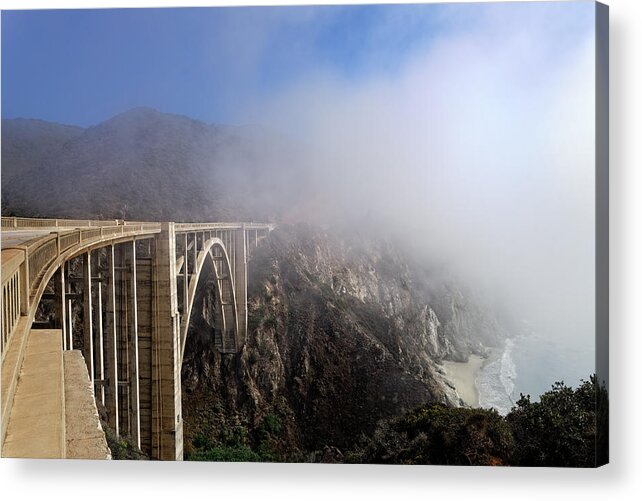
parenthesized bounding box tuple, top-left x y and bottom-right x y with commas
(181, 224, 508, 460)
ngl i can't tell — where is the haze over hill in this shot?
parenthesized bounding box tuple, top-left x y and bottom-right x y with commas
(1, 107, 310, 222)
(1, 118, 83, 186)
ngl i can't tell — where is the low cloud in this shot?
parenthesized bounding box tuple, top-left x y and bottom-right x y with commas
(239, 3, 596, 346)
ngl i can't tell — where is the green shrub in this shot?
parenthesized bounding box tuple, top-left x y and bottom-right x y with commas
(351, 404, 513, 465)
(263, 314, 278, 330)
(188, 445, 262, 462)
(506, 376, 604, 467)
(260, 414, 283, 437)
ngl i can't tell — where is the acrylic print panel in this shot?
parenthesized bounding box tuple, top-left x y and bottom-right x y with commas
(0, 1, 608, 466)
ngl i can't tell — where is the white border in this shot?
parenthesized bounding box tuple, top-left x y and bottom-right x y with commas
(1, 1, 640, 500)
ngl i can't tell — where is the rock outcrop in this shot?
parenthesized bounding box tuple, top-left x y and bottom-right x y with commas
(181, 224, 508, 458)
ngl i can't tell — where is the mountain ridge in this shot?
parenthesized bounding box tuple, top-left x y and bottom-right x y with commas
(1, 107, 310, 222)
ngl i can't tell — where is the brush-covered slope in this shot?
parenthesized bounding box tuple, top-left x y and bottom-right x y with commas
(2, 108, 308, 221)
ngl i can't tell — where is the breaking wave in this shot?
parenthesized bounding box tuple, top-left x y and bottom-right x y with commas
(477, 338, 517, 415)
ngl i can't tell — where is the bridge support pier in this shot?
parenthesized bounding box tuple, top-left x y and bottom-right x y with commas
(135, 250, 154, 457)
(151, 223, 183, 460)
(127, 241, 141, 450)
(66, 261, 73, 351)
(95, 257, 105, 407)
(82, 252, 94, 387)
(53, 266, 67, 350)
(234, 226, 247, 347)
(105, 244, 120, 437)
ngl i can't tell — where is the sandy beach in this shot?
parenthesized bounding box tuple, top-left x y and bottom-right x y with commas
(441, 355, 486, 407)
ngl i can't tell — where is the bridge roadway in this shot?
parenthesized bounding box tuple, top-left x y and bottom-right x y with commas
(0, 216, 273, 460)
(1, 230, 52, 249)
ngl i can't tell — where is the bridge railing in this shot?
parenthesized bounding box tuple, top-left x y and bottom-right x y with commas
(1, 216, 274, 232)
(60, 232, 81, 253)
(174, 222, 275, 232)
(1, 216, 124, 229)
(80, 228, 103, 241)
(1, 253, 22, 356)
(1, 223, 161, 361)
(176, 222, 241, 230)
(26, 235, 58, 288)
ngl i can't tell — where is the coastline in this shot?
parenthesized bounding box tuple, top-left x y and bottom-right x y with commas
(441, 355, 486, 407)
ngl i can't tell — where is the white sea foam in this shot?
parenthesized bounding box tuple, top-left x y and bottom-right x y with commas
(499, 338, 517, 399)
(477, 338, 517, 415)
(477, 330, 593, 415)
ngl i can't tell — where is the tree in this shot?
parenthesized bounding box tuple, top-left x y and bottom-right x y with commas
(506, 376, 603, 467)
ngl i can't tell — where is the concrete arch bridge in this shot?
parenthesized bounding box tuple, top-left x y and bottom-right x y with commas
(0, 217, 273, 460)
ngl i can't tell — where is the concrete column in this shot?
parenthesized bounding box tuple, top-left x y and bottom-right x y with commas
(67, 295, 73, 350)
(234, 225, 247, 347)
(105, 244, 119, 436)
(114, 245, 129, 435)
(54, 267, 67, 350)
(65, 261, 73, 350)
(151, 223, 183, 460)
(83, 252, 95, 385)
(192, 233, 197, 278)
(128, 241, 141, 449)
(64, 261, 74, 350)
(183, 233, 188, 317)
(230, 231, 236, 280)
(135, 254, 154, 457)
(96, 266, 105, 406)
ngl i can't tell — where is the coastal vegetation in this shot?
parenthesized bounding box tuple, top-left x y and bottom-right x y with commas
(185, 375, 608, 467)
(351, 375, 608, 467)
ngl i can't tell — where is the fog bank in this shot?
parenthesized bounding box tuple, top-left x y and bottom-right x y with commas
(242, 3, 596, 348)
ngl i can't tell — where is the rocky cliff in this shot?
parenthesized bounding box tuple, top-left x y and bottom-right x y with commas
(181, 223, 508, 460)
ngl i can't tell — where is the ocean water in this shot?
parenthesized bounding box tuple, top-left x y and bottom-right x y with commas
(476, 329, 594, 415)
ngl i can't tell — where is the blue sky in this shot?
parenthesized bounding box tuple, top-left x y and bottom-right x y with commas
(1, 5, 449, 126)
(1, 2, 591, 127)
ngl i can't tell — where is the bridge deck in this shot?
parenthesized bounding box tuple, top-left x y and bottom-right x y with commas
(63, 351, 111, 459)
(1, 316, 30, 433)
(2, 329, 66, 458)
(1, 229, 68, 248)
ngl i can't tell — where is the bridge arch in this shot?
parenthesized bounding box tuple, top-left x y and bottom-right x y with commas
(179, 237, 238, 364)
